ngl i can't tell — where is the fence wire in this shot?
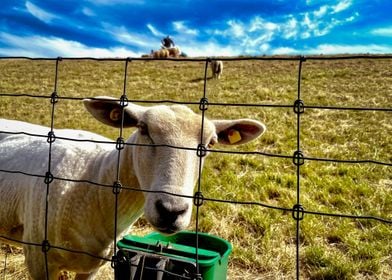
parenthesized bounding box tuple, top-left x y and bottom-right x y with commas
(0, 55, 391, 280)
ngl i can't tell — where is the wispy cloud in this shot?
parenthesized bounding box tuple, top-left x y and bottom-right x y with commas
(25, 1, 59, 24)
(0, 0, 391, 57)
(87, 0, 144, 6)
(172, 21, 199, 36)
(306, 0, 352, 14)
(226, 20, 246, 38)
(208, 16, 280, 54)
(203, 1, 359, 55)
(314, 6, 328, 18)
(271, 43, 391, 55)
(0, 32, 140, 57)
(310, 43, 392, 54)
(101, 23, 158, 49)
(81, 7, 96, 17)
(332, 0, 352, 13)
(277, 43, 391, 55)
(147, 24, 165, 37)
(371, 26, 392, 37)
(180, 40, 239, 57)
(272, 47, 298, 55)
(282, 17, 298, 39)
(298, 4, 358, 39)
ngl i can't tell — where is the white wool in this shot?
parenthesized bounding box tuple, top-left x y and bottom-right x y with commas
(210, 60, 223, 79)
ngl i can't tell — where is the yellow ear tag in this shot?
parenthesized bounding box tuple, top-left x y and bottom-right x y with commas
(228, 129, 242, 144)
(109, 108, 122, 121)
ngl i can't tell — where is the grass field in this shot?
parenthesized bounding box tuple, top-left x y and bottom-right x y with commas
(0, 56, 391, 279)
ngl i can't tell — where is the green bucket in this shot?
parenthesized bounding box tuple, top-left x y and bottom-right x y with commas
(116, 231, 232, 280)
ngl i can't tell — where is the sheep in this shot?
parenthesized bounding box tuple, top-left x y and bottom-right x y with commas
(210, 60, 223, 79)
(151, 48, 169, 59)
(0, 96, 266, 279)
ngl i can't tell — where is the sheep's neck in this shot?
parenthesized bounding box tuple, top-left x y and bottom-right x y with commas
(90, 143, 145, 237)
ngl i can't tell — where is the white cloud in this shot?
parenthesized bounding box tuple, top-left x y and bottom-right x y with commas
(147, 24, 165, 37)
(259, 43, 270, 53)
(283, 17, 298, 39)
(306, 0, 352, 14)
(25, 1, 58, 24)
(172, 21, 199, 36)
(268, 43, 392, 55)
(226, 20, 246, 38)
(372, 26, 392, 37)
(180, 41, 239, 57)
(211, 6, 358, 52)
(332, 0, 352, 13)
(297, 5, 358, 39)
(102, 23, 159, 49)
(81, 7, 95, 17)
(87, 0, 144, 5)
(306, 44, 392, 54)
(205, 8, 357, 55)
(0, 32, 141, 57)
(272, 47, 299, 55)
(345, 13, 358, 22)
(249, 17, 279, 33)
(177, 2, 360, 56)
(314, 5, 328, 18)
(209, 16, 280, 54)
(302, 13, 317, 32)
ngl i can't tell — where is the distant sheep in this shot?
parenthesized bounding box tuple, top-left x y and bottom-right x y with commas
(0, 96, 266, 279)
(211, 60, 223, 79)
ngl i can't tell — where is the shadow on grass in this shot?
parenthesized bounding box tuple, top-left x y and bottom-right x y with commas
(190, 77, 214, 83)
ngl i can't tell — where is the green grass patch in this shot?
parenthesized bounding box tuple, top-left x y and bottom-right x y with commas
(0, 57, 391, 279)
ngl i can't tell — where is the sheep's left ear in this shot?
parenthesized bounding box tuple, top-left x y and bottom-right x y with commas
(212, 119, 266, 145)
(83, 96, 146, 128)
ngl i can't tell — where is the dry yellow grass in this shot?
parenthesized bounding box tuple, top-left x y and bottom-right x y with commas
(0, 56, 391, 279)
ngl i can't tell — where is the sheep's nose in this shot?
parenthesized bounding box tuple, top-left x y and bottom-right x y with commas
(155, 199, 188, 223)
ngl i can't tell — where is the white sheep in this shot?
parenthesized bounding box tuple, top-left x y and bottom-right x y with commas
(210, 60, 223, 79)
(0, 96, 266, 279)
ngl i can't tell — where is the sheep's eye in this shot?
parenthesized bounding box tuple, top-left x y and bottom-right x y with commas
(137, 122, 149, 136)
(208, 137, 218, 148)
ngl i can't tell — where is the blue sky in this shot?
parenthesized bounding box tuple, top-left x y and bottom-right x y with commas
(1, 0, 392, 57)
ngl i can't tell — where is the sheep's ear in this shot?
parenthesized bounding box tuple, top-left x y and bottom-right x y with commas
(83, 96, 145, 128)
(212, 119, 266, 145)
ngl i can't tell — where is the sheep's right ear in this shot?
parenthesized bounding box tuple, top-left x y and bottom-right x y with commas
(83, 96, 145, 128)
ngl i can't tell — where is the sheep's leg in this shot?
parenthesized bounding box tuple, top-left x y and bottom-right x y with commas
(24, 245, 60, 280)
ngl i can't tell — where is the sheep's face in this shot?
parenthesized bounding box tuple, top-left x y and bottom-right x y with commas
(84, 97, 266, 235)
(131, 105, 217, 234)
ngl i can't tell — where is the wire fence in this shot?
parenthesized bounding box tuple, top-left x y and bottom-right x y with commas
(0, 55, 391, 279)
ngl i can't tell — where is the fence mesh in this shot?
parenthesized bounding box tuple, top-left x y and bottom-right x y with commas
(0, 55, 391, 279)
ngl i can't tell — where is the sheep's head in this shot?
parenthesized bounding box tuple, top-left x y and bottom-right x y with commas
(84, 96, 266, 234)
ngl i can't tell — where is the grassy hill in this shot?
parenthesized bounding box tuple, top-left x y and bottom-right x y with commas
(0, 56, 391, 279)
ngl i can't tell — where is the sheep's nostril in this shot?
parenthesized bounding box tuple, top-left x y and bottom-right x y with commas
(155, 199, 187, 223)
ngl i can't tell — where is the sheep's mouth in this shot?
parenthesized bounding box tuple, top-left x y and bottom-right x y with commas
(146, 215, 188, 235)
(154, 225, 180, 235)
(152, 219, 184, 235)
